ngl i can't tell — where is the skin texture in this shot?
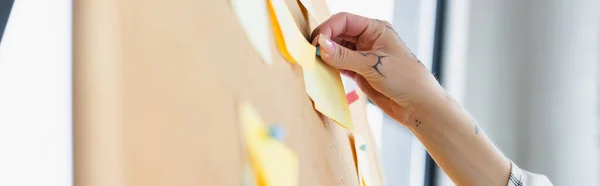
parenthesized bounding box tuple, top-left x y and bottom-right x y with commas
(312, 12, 511, 186)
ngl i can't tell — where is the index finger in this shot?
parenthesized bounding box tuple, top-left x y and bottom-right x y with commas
(310, 12, 371, 41)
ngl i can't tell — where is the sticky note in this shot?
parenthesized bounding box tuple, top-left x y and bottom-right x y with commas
(239, 102, 298, 186)
(300, 0, 329, 24)
(243, 165, 258, 186)
(302, 58, 354, 129)
(296, 0, 320, 23)
(346, 90, 359, 104)
(230, 0, 273, 64)
(267, 0, 315, 70)
(268, 0, 354, 129)
(352, 135, 373, 186)
(341, 75, 360, 104)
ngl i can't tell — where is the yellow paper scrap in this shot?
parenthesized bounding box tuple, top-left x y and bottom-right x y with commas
(240, 102, 298, 186)
(303, 57, 353, 129)
(267, 0, 315, 70)
(297, 0, 330, 23)
(243, 165, 258, 186)
(231, 0, 273, 64)
(268, 0, 354, 129)
(296, 0, 320, 23)
(353, 135, 373, 186)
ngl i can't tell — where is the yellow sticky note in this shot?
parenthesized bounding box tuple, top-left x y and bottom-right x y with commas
(240, 102, 298, 186)
(243, 165, 257, 186)
(267, 0, 315, 70)
(268, 0, 354, 129)
(296, 0, 319, 23)
(352, 135, 373, 186)
(303, 57, 353, 129)
(230, 0, 273, 64)
(297, 0, 329, 24)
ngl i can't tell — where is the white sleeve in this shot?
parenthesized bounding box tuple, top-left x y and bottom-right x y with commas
(507, 162, 553, 186)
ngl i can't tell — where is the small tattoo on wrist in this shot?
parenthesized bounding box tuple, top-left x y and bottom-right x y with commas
(415, 119, 422, 127)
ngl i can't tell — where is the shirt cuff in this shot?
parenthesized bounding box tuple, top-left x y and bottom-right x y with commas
(507, 162, 553, 186)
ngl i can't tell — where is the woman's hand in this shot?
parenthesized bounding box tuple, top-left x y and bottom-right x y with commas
(312, 12, 445, 127)
(313, 13, 514, 186)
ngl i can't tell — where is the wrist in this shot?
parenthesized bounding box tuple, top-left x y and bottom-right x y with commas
(407, 89, 466, 130)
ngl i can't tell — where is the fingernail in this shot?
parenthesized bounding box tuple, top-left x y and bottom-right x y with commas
(318, 35, 335, 53)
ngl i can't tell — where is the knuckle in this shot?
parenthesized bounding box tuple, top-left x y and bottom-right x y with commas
(375, 19, 392, 27)
(382, 20, 392, 27)
(357, 65, 372, 75)
(361, 30, 383, 43)
(363, 68, 384, 80)
(310, 27, 322, 40)
(335, 12, 349, 17)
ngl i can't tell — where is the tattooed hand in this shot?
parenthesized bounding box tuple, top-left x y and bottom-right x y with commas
(311, 12, 445, 126)
(312, 13, 528, 186)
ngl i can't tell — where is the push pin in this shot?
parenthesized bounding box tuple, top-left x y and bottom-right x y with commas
(359, 144, 367, 152)
(316, 46, 321, 57)
(269, 124, 286, 142)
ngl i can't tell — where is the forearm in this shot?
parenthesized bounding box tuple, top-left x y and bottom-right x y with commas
(407, 93, 510, 186)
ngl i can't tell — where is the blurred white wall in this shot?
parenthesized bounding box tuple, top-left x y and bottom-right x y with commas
(0, 0, 72, 185)
(443, 0, 600, 185)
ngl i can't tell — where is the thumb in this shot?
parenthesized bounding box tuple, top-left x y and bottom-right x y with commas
(317, 35, 367, 73)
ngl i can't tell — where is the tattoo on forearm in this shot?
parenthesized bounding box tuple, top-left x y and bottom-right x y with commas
(472, 119, 479, 135)
(359, 52, 387, 77)
(410, 52, 425, 67)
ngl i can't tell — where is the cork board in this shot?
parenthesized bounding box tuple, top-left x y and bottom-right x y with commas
(73, 0, 369, 185)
